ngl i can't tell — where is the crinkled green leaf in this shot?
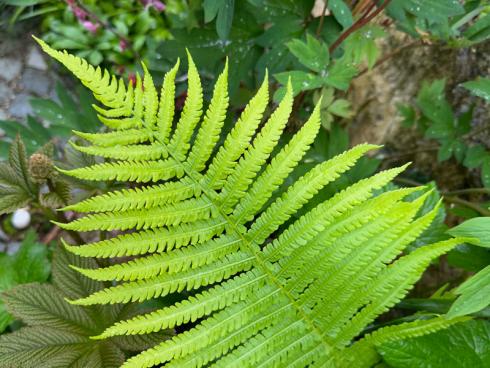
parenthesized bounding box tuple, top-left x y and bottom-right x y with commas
(0, 230, 50, 332)
(378, 320, 490, 368)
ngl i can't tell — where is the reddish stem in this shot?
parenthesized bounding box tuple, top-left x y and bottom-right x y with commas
(329, 0, 392, 54)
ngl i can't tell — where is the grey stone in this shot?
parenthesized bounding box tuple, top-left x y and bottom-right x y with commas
(0, 81, 12, 105)
(26, 46, 47, 70)
(20, 68, 51, 96)
(9, 93, 32, 118)
(5, 241, 21, 255)
(0, 109, 7, 120)
(0, 57, 22, 82)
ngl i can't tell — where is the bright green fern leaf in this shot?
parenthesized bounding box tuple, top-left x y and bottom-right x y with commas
(34, 38, 469, 368)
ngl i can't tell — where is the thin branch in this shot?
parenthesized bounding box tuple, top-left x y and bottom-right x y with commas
(329, 0, 392, 54)
(443, 188, 490, 196)
(444, 196, 490, 216)
(316, 0, 329, 36)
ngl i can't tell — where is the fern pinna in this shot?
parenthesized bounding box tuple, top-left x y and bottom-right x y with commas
(35, 38, 469, 368)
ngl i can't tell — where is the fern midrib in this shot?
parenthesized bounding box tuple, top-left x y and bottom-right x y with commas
(143, 126, 337, 353)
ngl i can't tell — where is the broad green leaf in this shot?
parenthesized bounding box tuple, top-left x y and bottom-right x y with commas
(329, 0, 353, 28)
(448, 217, 490, 248)
(462, 77, 490, 102)
(323, 58, 358, 90)
(388, 0, 465, 23)
(378, 320, 490, 368)
(463, 13, 490, 43)
(417, 79, 454, 127)
(448, 265, 490, 317)
(286, 34, 329, 72)
(463, 145, 488, 168)
(203, 0, 235, 39)
(448, 244, 490, 272)
(328, 99, 352, 118)
(483, 161, 490, 188)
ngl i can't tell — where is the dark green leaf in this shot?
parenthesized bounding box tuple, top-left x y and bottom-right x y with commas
(464, 14, 490, 43)
(463, 145, 487, 168)
(286, 34, 329, 72)
(378, 320, 490, 368)
(483, 160, 490, 188)
(447, 244, 490, 272)
(462, 77, 490, 102)
(448, 217, 490, 248)
(388, 0, 465, 23)
(329, 0, 353, 28)
(323, 58, 358, 90)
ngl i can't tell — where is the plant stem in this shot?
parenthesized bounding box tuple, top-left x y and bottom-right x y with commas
(395, 178, 490, 216)
(329, 0, 391, 53)
(316, 0, 329, 36)
(444, 196, 490, 216)
(444, 188, 490, 196)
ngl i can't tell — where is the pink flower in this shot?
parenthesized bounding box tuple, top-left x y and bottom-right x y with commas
(153, 1, 166, 11)
(140, 0, 166, 12)
(119, 39, 128, 51)
(128, 73, 137, 87)
(81, 20, 99, 33)
(72, 7, 87, 20)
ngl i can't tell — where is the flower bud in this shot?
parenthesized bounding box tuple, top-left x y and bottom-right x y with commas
(28, 153, 54, 183)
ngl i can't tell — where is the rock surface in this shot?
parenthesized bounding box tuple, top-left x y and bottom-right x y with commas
(0, 32, 58, 122)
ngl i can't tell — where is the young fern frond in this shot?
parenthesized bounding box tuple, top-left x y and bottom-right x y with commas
(36, 38, 469, 368)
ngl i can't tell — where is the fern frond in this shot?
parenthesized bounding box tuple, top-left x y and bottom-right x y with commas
(188, 59, 229, 171)
(204, 73, 269, 189)
(217, 80, 293, 213)
(122, 286, 289, 368)
(36, 40, 465, 368)
(70, 142, 168, 161)
(142, 63, 158, 128)
(332, 238, 464, 345)
(95, 270, 266, 338)
(96, 114, 142, 130)
(62, 178, 197, 213)
(62, 218, 226, 258)
(231, 101, 324, 227)
(168, 51, 203, 159)
(157, 59, 180, 142)
(34, 37, 127, 110)
(59, 198, 215, 231)
(74, 129, 153, 147)
(69, 252, 254, 305)
(73, 235, 242, 281)
(336, 316, 470, 368)
(58, 159, 182, 183)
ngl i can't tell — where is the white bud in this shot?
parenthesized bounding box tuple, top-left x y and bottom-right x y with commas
(12, 208, 31, 229)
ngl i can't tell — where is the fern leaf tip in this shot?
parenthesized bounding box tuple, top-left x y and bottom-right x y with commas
(89, 333, 107, 340)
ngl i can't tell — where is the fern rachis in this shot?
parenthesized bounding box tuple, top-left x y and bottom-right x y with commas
(33, 38, 470, 368)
